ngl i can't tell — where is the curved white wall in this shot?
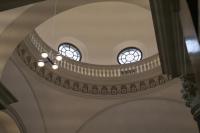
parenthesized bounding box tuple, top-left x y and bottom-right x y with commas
(0, 111, 20, 133)
(78, 100, 196, 133)
(0, 5, 33, 74)
(1, 58, 46, 133)
(36, 1, 158, 65)
(0, 0, 150, 77)
(0, 52, 198, 133)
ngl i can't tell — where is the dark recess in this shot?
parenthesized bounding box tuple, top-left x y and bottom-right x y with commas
(0, 0, 45, 11)
(187, 0, 198, 36)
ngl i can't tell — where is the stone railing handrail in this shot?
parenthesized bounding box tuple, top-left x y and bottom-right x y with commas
(24, 31, 161, 79)
(16, 42, 170, 96)
(16, 31, 171, 96)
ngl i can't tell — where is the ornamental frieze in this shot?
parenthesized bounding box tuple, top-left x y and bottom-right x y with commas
(16, 42, 170, 96)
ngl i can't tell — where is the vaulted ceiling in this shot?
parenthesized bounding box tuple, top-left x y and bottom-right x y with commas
(0, 0, 150, 77)
(36, 1, 157, 65)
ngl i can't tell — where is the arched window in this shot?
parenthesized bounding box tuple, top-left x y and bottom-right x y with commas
(117, 47, 142, 64)
(58, 43, 82, 61)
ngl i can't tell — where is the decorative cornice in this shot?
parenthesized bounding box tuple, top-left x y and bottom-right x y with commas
(180, 73, 199, 107)
(0, 82, 17, 110)
(16, 41, 171, 96)
(24, 31, 163, 84)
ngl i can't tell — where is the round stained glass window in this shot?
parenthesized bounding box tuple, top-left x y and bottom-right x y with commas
(58, 43, 82, 61)
(117, 47, 142, 64)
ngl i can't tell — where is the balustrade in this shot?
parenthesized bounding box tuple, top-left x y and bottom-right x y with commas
(25, 31, 161, 79)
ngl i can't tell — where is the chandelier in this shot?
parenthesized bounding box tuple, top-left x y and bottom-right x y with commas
(37, 52, 62, 70)
(37, 0, 61, 70)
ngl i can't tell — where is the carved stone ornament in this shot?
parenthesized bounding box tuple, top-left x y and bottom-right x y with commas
(180, 73, 198, 107)
(16, 42, 170, 96)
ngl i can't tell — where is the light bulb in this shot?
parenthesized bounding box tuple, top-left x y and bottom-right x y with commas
(37, 60, 45, 67)
(41, 52, 48, 58)
(56, 54, 63, 61)
(52, 64, 58, 70)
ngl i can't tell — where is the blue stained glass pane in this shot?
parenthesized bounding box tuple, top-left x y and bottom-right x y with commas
(118, 47, 142, 64)
(58, 43, 82, 61)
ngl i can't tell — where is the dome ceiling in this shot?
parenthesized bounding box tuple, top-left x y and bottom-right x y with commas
(0, 0, 151, 76)
(35, 1, 158, 65)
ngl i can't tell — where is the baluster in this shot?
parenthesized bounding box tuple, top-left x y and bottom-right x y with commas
(106, 69, 108, 77)
(88, 68, 90, 76)
(136, 66, 139, 73)
(36, 40, 39, 50)
(90, 68, 93, 76)
(94, 69, 96, 77)
(120, 68, 123, 76)
(83, 67, 85, 75)
(131, 66, 134, 74)
(158, 57, 161, 66)
(125, 67, 129, 75)
(83, 67, 86, 75)
(117, 68, 120, 77)
(103, 69, 105, 77)
(63, 61, 66, 69)
(143, 64, 147, 72)
(76, 65, 79, 73)
(106, 69, 109, 77)
(82, 67, 85, 75)
(32, 35, 36, 45)
(80, 66, 82, 74)
(73, 64, 75, 72)
(91, 69, 94, 76)
(87, 68, 90, 76)
(66, 62, 69, 70)
(91, 68, 93, 76)
(98, 69, 101, 77)
(150, 61, 154, 69)
(90, 69, 93, 76)
(117, 69, 120, 76)
(99, 69, 102, 77)
(38, 41, 42, 53)
(109, 69, 111, 77)
(154, 59, 157, 67)
(113, 69, 117, 77)
(77, 66, 80, 73)
(155, 59, 158, 67)
(70, 63, 72, 71)
(156, 57, 159, 66)
(103, 69, 106, 77)
(128, 67, 131, 75)
(35, 38, 39, 50)
(140, 65, 143, 73)
(152, 59, 156, 67)
(81, 67, 84, 74)
(84, 67, 87, 75)
(95, 69, 98, 77)
(89, 68, 92, 76)
(128, 67, 132, 75)
(122, 68, 126, 76)
(85, 68, 87, 75)
(110, 69, 113, 77)
(36, 41, 39, 50)
(59, 60, 62, 68)
(98, 69, 102, 77)
(73, 64, 76, 72)
(146, 62, 150, 70)
(70, 64, 73, 71)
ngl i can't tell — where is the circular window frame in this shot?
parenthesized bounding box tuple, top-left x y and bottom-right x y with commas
(58, 42, 82, 61)
(117, 47, 143, 64)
